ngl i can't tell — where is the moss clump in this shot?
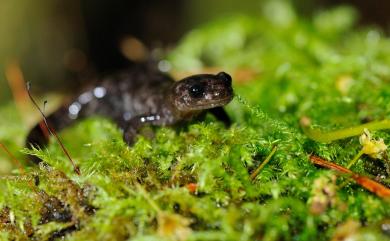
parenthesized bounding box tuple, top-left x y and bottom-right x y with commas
(1, 1, 390, 240)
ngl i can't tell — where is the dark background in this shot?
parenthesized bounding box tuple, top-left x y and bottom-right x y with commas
(82, 0, 390, 72)
(1, 0, 390, 102)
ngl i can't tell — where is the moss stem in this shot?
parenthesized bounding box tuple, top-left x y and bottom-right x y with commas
(136, 184, 162, 213)
(250, 146, 277, 180)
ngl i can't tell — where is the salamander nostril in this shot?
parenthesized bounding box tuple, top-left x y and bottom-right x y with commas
(216, 72, 232, 85)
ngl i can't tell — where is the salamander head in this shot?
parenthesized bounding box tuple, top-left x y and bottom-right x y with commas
(171, 72, 234, 112)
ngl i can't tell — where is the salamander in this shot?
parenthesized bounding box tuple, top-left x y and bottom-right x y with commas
(26, 64, 233, 161)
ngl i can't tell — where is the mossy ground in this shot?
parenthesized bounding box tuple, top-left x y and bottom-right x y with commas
(1, 1, 390, 240)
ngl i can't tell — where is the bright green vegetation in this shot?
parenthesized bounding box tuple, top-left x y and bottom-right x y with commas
(1, 1, 390, 240)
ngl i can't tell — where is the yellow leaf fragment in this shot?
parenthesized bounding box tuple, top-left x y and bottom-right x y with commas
(359, 129, 387, 159)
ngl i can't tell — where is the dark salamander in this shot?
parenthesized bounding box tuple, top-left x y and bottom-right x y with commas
(26, 65, 233, 162)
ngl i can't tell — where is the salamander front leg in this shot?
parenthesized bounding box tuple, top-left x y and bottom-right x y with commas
(209, 107, 231, 127)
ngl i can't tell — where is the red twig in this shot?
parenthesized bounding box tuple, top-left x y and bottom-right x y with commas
(26, 82, 80, 176)
(0, 142, 25, 174)
(0, 143, 40, 192)
(310, 155, 353, 174)
(309, 155, 390, 198)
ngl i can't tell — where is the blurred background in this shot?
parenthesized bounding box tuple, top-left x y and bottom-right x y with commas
(1, 0, 390, 104)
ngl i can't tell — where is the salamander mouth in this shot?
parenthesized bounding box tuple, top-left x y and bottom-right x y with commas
(190, 94, 234, 110)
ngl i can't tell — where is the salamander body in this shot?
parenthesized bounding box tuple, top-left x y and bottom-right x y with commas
(26, 65, 233, 161)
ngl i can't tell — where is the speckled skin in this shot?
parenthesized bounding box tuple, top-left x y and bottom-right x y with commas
(26, 65, 233, 160)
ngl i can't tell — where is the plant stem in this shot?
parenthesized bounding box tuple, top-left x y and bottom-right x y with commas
(347, 149, 365, 169)
(302, 119, 390, 143)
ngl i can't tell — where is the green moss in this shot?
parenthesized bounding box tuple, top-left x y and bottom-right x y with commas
(1, 1, 390, 240)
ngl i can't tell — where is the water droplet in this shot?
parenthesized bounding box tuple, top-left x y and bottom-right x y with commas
(93, 87, 106, 98)
(68, 102, 81, 119)
(158, 60, 171, 72)
(69, 102, 81, 115)
(123, 112, 132, 121)
(78, 91, 93, 104)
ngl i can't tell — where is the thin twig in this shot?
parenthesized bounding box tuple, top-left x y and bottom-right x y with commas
(0, 142, 25, 174)
(26, 82, 80, 175)
(0, 143, 40, 191)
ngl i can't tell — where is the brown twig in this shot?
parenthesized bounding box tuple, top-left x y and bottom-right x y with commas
(309, 155, 390, 198)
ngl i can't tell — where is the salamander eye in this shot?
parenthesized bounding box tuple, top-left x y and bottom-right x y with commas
(189, 83, 205, 98)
